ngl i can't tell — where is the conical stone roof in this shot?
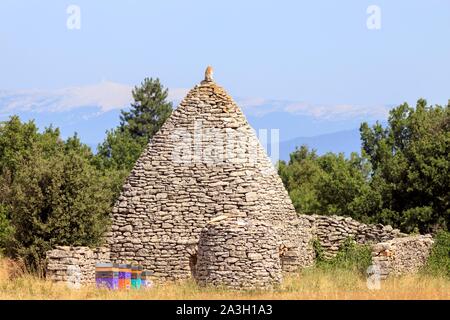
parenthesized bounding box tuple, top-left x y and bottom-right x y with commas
(108, 68, 309, 280)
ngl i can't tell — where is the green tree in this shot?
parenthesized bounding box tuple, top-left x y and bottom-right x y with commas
(7, 149, 113, 270)
(0, 205, 13, 254)
(95, 78, 173, 172)
(0, 117, 114, 270)
(278, 146, 378, 222)
(0, 116, 42, 179)
(278, 146, 323, 214)
(315, 152, 379, 222)
(95, 129, 146, 171)
(422, 230, 450, 277)
(120, 77, 173, 140)
(360, 99, 450, 233)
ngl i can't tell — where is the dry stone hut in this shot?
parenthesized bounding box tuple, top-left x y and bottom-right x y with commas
(107, 67, 314, 281)
(196, 217, 282, 290)
(45, 68, 436, 287)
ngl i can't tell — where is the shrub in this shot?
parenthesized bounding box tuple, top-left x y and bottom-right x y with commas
(0, 205, 13, 254)
(0, 117, 115, 272)
(314, 238, 372, 275)
(422, 231, 450, 278)
(311, 238, 325, 262)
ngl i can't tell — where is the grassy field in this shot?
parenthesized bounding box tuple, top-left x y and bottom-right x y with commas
(1, 258, 449, 300)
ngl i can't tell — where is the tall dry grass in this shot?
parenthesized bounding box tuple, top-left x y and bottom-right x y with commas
(0, 258, 449, 300)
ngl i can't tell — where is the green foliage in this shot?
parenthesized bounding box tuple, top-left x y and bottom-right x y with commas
(281, 99, 449, 233)
(95, 77, 173, 173)
(422, 231, 450, 278)
(0, 205, 13, 253)
(315, 152, 377, 222)
(120, 77, 173, 141)
(0, 116, 45, 179)
(278, 146, 378, 223)
(94, 128, 146, 172)
(278, 147, 323, 214)
(311, 238, 325, 262)
(94, 77, 174, 201)
(0, 117, 114, 271)
(0, 80, 448, 278)
(0, 77, 175, 271)
(360, 99, 450, 233)
(314, 238, 372, 275)
(329, 238, 372, 273)
(9, 150, 112, 266)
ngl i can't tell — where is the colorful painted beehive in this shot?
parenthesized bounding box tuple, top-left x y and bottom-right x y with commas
(131, 265, 142, 289)
(141, 270, 154, 289)
(137, 266, 143, 289)
(118, 264, 132, 290)
(125, 264, 132, 289)
(118, 264, 124, 289)
(95, 263, 119, 290)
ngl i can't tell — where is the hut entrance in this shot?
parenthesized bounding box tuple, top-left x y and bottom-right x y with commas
(189, 253, 197, 278)
(279, 244, 288, 270)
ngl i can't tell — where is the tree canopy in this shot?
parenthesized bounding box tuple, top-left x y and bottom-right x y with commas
(360, 99, 449, 233)
(0, 78, 175, 270)
(280, 99, 449, 233)
(95, 77, 173, 172)
(0, 82, 448, 272)
(279, 146, 377, 223)
(0, 117, 115, 270)
(120, 77, 173, 141)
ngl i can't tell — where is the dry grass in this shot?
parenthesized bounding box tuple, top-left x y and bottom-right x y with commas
(0, 258, 449, 300)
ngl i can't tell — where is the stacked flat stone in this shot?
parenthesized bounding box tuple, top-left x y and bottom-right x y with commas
(301, 215, 406, 259)
(107, 69, 311, 280)
(372, 235, 434, 279)
(195, 218, 282, 290)
(277, 218, 315, 272)
(46, 246, 110, 285)
(44, 68, 435, 285)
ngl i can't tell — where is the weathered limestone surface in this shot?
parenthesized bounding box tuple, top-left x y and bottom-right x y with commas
(301, 214, 407, 259)
(278, 217, 315, 272)
(371, 235, 434, 279)
(46, 246, 110, 284)
(107, 73, 309, 280)
(44, 69, 435, 286)
(195, 218, 282, 290)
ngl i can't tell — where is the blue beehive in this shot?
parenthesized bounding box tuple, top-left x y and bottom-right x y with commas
(95, 263, 119, 290)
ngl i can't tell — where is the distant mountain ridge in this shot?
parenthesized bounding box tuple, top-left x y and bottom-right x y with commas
(1, 99, 386, 161)
(268, 129, 362, 162)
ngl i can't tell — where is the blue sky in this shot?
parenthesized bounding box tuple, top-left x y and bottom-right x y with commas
(1, 1, 449, 156)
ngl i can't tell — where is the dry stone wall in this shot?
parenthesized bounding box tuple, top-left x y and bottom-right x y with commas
(195, 218, 282, 290)
(46, 246, 110, 285)
(277, 218, 315, 272)
(44, 69, 435, 286)
(300, 214, 407, 259)
(107, 75, 307, 280)
(371, 235, 434, 279)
